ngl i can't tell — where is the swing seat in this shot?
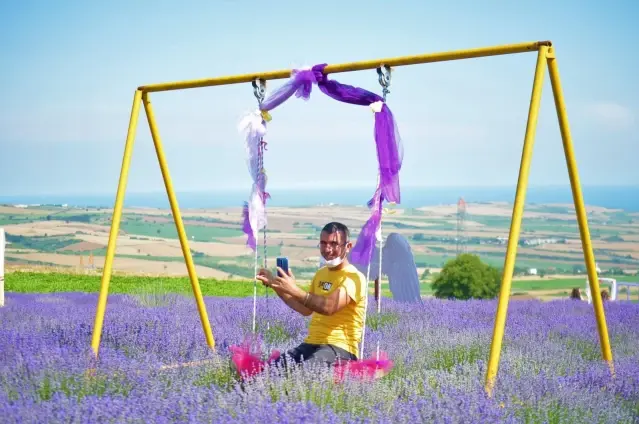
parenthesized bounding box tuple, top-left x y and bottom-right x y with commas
(229, 342, 280, 379)
(332, 351, 394, 383)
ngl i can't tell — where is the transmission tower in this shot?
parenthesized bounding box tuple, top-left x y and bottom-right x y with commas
(456, 197, 467, 256)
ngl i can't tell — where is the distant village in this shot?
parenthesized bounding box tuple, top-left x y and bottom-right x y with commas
(493, 236, 566, 246)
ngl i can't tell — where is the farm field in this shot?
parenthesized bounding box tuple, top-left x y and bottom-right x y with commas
(2, 203, 639, 422)
(2, 201, 638, 288)
(1, 290, 638, 422)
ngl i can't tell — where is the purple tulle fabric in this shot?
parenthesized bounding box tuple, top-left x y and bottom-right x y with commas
(351, 185, 384, 267)
(241, 64, 403, 266)
(241, 69, 318, 250)
(261, 69, 318, 110)
(311, 64, 403, 267)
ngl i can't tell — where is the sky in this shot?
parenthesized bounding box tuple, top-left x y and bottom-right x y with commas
(1, 0, 637, 197)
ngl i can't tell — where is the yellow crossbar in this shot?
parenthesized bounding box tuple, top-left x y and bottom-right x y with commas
(138, 40, 552, 93)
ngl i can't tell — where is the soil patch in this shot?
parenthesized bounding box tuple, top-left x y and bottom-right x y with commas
(58, 241, 104, 252)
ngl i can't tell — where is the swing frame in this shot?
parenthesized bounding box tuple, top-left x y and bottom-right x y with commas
(89, 40, 614, 395)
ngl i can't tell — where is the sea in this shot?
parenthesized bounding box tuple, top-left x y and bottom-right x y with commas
(2, 185, 639, 212)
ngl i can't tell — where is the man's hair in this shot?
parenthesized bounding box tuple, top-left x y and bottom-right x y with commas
(321, 222, 350, 241)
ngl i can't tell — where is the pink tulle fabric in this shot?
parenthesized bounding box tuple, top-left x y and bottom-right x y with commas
(229, 340, 280, 379)
(332, 352, 394, 383)
(230, 339, 394, 382)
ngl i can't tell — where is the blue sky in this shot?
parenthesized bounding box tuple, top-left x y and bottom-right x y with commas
(1, 0, 637, 196)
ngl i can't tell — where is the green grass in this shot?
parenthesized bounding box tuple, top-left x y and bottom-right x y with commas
(379, 282, 433, 297)
(6, 270, 638, 306)
(413, 254, 456, 268)
(467, 215, 513, 228)
(109, 246, 323, 280)
(526, 205, 572, 214)
(5, 272, 270, 298)
(381, 277, 634, 297)
(380, 277, 638, 299)
(5, 257, 62, 267)
(5, 234, 81, 252)
(414, 252, 577, 270)
(119, 220, 243, 241)
(428, 343, 486, 372)
(510, 278, 587, 291)
(480, 255, 575, 270)
(511, 277, 639, 292)
(35, 371, 133, 402)
(0, 215, 45, 226)
(365, 312, 400, 330)
(604, 211, 636, 225)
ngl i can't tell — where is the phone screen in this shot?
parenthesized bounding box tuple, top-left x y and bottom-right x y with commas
(276, 256, 289, 277)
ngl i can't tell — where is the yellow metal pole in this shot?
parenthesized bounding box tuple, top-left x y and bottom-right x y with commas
(138, 41, 550, 93)
(546, 48, 613, 368)
(484, 46, 549, 395)
(91, 90, 143, 356)
(141, 92, 216, 349)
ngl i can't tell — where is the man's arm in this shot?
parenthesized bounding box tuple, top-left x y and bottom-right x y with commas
(266, 267, 361, 316)
(266, 269, 314, 316)
(273, 289, 314, 316)
(290, 284, 356, 316)
(304, 286, 351, 316)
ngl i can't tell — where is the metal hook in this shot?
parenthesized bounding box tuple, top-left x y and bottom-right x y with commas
(252, 78, 266, 105)
(376, 65, 391, 88)
(376, 65, 391, 101)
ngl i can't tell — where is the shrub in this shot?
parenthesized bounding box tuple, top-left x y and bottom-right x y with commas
(432, 253, 500, 300)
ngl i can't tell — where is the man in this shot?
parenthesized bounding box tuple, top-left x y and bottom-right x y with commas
(256, 222, 367, 369)
(325, 254, 380, 302)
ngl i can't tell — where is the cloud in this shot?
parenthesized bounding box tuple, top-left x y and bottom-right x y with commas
(584, 102, 635, 131)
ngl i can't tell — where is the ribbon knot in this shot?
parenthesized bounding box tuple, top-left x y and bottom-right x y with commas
(291, 68, 319, 100)
(311, 63, 328, 85)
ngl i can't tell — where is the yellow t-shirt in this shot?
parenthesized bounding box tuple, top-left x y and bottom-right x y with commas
(304, 263, 367, 357)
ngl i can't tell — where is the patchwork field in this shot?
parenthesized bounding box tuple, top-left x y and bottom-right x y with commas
(2, 205, 639, 423)
(2, 201, 638, 300)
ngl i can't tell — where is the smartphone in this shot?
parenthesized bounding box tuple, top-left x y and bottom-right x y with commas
(276, 256, 289, 277)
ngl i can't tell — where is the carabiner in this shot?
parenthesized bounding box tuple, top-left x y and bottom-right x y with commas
(376, 65, 391, 101)
(252, 78, 266, 105)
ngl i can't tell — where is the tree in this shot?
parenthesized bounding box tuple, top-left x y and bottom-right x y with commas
(432, 254, 501, 300)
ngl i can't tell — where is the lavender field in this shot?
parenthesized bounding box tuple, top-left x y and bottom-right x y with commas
(1, 292, 638, 423)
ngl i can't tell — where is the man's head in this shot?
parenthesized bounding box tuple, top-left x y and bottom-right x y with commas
(319, 222, 352, 269)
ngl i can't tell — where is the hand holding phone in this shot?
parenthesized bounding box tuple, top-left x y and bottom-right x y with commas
(276, 256, 289, 277)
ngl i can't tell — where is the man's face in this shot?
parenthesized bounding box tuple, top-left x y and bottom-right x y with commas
(319, 230, 351, 260)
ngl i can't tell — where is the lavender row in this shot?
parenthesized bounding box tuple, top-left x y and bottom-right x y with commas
(1, 293, 638, 423)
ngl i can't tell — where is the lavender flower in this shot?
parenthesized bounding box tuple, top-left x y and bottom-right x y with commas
(1, 293, 637, 423)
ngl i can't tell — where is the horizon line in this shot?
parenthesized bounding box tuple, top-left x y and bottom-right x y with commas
(3, 183, 639, 198)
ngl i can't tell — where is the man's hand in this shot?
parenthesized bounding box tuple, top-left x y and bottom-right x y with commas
(270, 267, 303, 297)
(256, 267, 312, 316)
(256, 268, 274, 287)
(256, 267, 302, 297)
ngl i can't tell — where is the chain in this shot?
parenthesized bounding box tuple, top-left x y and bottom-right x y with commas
(260, 141, 268, 286)
(375, 66, 392, 361)
(253, 78, 270, 330)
